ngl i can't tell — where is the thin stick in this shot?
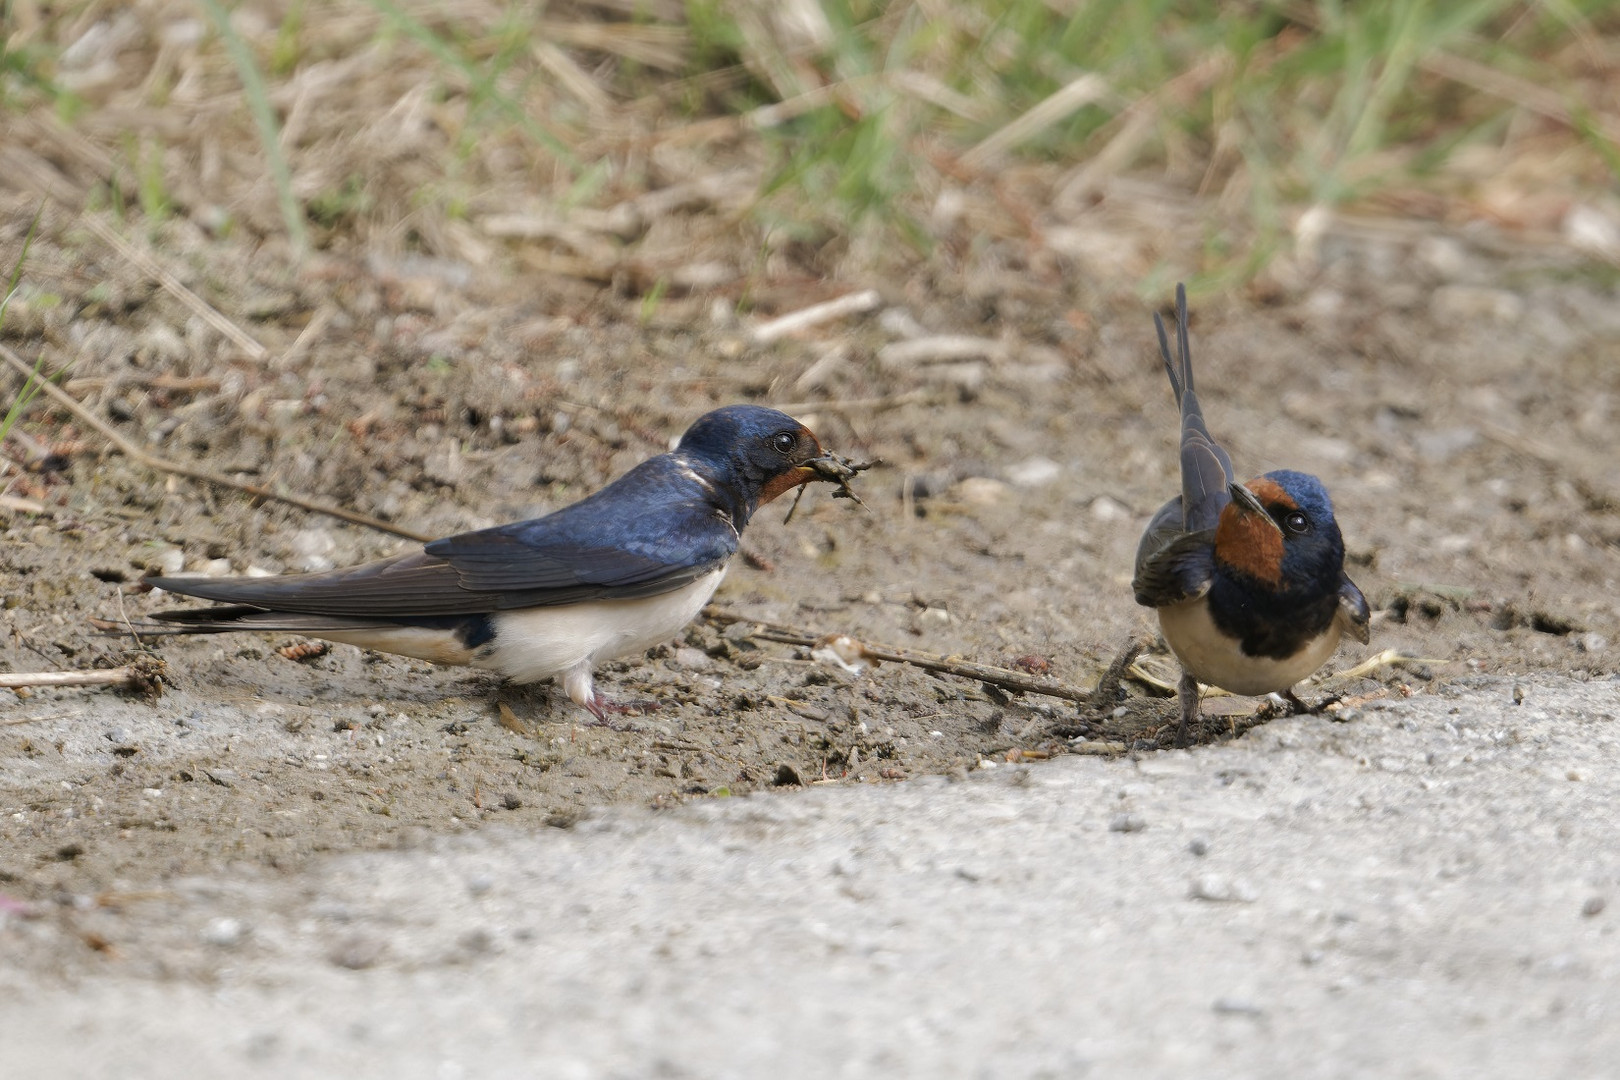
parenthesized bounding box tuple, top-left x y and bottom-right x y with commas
(0, 668, 146, 690)
(703, 606, 1093, 704)
(1089, 636, 1147, 711)
(0, 344, 432, 542)
(79, 217, 269, 361)
(750, 290, 883, 345)
(768, 390, 930, 414)
(1, 712, 80, 727)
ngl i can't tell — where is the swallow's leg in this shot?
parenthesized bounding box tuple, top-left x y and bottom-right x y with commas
(1175, 671, 1201, 747)
(562, 661, 660, 729)
(1282, 688, 1312, 715)
(585, 695, 662, 729)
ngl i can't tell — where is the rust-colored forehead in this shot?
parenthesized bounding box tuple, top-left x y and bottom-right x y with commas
(1246, 477, 1297, 511)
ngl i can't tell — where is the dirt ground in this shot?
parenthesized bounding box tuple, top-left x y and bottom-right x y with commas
(2, 189, 1619, 987)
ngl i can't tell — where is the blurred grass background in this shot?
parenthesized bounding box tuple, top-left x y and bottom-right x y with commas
(2, 0, 1619, 292)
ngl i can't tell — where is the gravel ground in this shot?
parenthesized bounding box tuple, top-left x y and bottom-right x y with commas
(4, 674, 1617, 1078)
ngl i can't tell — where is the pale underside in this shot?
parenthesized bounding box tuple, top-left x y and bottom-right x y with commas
(312, 568, 728, 707)
(1157, 596, 1346, 697)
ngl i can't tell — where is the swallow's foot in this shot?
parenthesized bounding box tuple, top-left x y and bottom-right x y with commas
(1282, 688, 1335, 715)
(1174, 671, 1201, 748)
(583, 694, 662, 730)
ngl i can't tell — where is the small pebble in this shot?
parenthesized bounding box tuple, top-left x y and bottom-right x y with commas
(1189, 874, 1257, 903)
(1108, 813, 1147, 834)
(1582, 896, 1605, 918)
(328, 935, 388, 971)
(1188, 837, 1210, 857)
(672, 646, 712, 671)
(953, 477, 1009, 505)
(1005, 456, 1061, 488)
(203, 917, 247, 947)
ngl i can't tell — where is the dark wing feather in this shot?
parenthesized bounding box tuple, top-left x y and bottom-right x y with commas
(149, 458, 738, 619)
(135, 608, 451, 635)
(1156, 284, 1235, 534)
(1132, 496, 1216, 607)
(1337, 574, 1371, 645)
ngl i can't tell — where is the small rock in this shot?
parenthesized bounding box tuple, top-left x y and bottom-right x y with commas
(1415, 236, 1473, 279)
(105, 728, 131, 745)
(1189, 874, 1257, 903)
(1108, 813, 1147, 833)
(672, 646, 712, 671)
(1563, 204, 1620, 260)
(290, 528, 337, 573)
(954, 477, 1009, 505)
(501, 793, 523, 811)
(1212, 997, 1264, 1016)
(1430, 285, 1524, 325)
(328, 934, 388, 971)
(1188, 837, 1210, 857)
(1005, 456, 1061, 488)
(1577, 632, 1607, 654)
(1414, 427, 1479, 463)
(203, 917, 247, 947)
(150, 547, 185, 576)
(1583, 896, 1605, 918)
(1089, 496, 1130, 523)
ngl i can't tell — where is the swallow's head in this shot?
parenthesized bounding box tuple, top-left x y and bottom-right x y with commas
(1212, 469, 1346, 595)
(677, 405, 827, 508)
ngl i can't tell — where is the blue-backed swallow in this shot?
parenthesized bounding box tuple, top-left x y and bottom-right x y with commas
(110, 405, 869, 721)
(1132, 285, 1370, 745)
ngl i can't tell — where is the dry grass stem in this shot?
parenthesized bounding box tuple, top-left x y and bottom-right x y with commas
(0, 343, 431, 543)
(750, 290, 883, 345)
(78, 216, 269, 362)
(704, 606, 1094, 705)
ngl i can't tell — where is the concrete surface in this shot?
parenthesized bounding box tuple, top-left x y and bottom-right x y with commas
(4, 675, 1618, 1079)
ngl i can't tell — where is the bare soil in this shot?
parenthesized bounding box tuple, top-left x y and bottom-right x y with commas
(2, 194, 1618, 983)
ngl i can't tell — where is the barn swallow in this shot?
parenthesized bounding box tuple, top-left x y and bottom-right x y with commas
(1132, 285, 1369, 745)
(109, 405, 869, 722)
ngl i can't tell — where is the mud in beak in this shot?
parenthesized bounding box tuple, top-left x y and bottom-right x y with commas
(778, 451, 878, 523)
(803, 452, 876, 502)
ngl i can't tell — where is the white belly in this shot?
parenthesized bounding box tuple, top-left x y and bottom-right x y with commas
(1157, 598, 1342, 696)
(473, 568, 726, 684)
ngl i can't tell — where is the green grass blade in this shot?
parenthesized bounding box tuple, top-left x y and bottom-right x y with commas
(197, 0, 310, 258)
(363, 0, 574, 164)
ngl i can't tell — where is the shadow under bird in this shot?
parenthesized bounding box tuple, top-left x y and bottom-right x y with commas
(108, 405, 870, 721)
(1132, 285, 1369, 745)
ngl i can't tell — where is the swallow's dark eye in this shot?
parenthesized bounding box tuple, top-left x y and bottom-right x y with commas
(1284, 511, 1309, 534)
(771, 431, 797, 455)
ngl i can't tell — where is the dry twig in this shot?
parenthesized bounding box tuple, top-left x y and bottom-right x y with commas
(0, 656, 164, 697)
(0, 343, 431, 543)
(78, 216, 269, 362)
(751, 290, 883, 345)
(703, 606, 1093, 704)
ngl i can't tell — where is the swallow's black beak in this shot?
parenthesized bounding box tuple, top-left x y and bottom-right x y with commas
(1227, 481, 1283, 535)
